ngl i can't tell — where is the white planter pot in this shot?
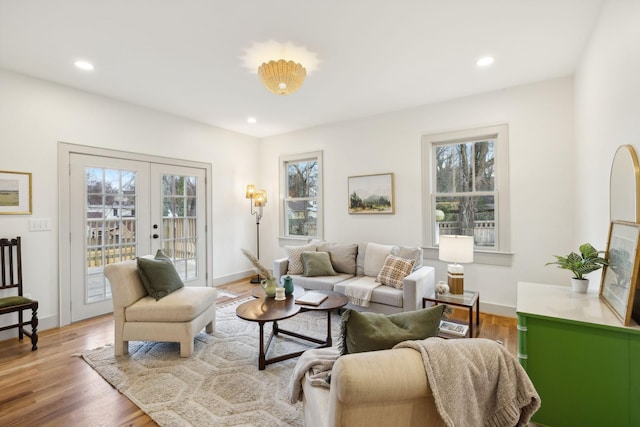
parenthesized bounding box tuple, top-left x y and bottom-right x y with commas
(571, 278, 589, 293)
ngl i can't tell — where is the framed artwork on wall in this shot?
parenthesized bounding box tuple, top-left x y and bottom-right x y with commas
(0, 170, 32, 215)
(348, 173, 394, 214)
(600, 220, 640, 325)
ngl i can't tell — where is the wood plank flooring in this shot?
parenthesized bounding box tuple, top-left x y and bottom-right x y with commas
(0, 280, 517, 426)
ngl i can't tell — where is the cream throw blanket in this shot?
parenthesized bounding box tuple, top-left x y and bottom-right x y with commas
(288, 347, 340, 404)
(395, 338, 541, 427)
(342, 278, 380, 307)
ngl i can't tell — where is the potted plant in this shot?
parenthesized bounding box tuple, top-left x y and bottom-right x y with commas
(546, 243, 608, 293)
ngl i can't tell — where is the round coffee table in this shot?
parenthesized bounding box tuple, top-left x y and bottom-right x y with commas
(236, 287, 348, 370)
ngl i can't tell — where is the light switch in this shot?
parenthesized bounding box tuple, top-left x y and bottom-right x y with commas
(29, 218, 52, 231)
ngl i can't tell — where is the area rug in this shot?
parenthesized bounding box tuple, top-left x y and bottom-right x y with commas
(81, 300, 341, 427)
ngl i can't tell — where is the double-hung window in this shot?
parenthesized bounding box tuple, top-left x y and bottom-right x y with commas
(280, 151, 323, 239)
(422, 125, 510, 261)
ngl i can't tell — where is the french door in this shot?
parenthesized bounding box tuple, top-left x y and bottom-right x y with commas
(69, 153, 207, 322)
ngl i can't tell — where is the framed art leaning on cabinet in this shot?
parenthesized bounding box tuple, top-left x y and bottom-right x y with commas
(600, 220, 640, 325)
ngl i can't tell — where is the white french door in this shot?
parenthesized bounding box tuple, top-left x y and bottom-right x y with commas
(69, 154, 207, 322)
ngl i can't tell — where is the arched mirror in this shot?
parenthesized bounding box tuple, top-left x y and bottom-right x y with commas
(610, 144, 640, 223)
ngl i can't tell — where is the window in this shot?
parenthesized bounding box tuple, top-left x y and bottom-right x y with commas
(280, 151, 323, 239)
(422, 125, 510, 258)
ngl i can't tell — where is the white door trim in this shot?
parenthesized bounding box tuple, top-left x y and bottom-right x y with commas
(58, 142, 213, 326)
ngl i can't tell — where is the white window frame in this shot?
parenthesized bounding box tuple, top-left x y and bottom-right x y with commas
(279, 150, 323, 241)
(421, 125, 512, 266)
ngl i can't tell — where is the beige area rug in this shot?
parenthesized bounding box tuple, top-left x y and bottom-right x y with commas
(81, 300, 340, 427)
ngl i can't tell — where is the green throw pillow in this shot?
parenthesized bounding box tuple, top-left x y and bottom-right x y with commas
(301, 251, 337, 277)
(136, 250, 184, 300)
(338, 305, 445, 355)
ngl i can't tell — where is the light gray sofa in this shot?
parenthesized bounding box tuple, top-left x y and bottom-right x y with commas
(274, 242, 435, 314)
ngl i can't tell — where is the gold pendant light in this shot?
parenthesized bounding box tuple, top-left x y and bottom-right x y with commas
(258, 59, 307, 95)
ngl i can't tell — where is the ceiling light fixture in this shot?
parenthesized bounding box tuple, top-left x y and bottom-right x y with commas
(247, 117, 257, 124)
(258, 59, 306, 95)
(476, 56, 495, 67)
(74, 60, 95, 71)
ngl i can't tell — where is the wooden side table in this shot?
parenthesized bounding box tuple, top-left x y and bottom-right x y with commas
(423, 290, 480, 338)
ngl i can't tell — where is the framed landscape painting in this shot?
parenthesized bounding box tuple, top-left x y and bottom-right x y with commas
(0, 171, 32, 215)
(348, 173, 394, 214)
(600, 220, 640, 325)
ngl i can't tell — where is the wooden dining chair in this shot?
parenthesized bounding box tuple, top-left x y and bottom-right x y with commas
(0, 236, 38, 350)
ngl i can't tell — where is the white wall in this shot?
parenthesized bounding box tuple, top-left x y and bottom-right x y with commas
(0, 69, 259, 333)
(575, 0, 640, 246)
(260, 77, 576, 316)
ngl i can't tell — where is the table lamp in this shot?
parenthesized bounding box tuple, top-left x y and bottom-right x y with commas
(439, 235, 474, 294)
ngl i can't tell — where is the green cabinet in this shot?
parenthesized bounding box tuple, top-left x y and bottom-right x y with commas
(517, 282, 640, 427)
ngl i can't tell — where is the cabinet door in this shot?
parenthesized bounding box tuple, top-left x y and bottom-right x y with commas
(525, 316, 629, 427)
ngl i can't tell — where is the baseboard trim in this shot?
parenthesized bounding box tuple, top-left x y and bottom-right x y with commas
(0, 314, 58, 341)
(479, 302, 516, 318)
(212, 270, 254, 287)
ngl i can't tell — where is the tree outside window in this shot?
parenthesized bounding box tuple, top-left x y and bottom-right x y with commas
(283, 153, 321, 238)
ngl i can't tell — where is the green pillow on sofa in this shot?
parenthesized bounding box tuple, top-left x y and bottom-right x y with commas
(339, 305, 445, 355)
(136, 250, 184, 300)
(301, 251, 337, 277)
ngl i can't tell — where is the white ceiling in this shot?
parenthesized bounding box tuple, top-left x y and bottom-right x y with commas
(0, 0, 604, 138)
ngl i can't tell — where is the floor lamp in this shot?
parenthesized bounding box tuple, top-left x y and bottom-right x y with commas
(246, 185, 267, 284)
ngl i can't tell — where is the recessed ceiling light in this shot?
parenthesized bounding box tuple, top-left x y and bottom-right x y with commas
(247, 117, 257, 124)
(74, 60, 95, 71)
(476, 56, 495, 67)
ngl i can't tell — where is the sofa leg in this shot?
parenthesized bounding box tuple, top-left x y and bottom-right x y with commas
(205, 320, 214, 333)
(180, 339, 194, 357)
(115, 340, 128, 356)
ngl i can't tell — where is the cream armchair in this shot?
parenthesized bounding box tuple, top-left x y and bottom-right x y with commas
(104, 258, 216, 357)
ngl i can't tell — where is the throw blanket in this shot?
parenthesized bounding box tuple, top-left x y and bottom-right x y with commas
(288, 347, 340, 404)
(395, 338, 540, 427)
(343, 279, 380, 307)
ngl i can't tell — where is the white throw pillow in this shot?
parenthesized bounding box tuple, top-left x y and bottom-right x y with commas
(363, 242, 394, 277)
(285, 244, 317, 274)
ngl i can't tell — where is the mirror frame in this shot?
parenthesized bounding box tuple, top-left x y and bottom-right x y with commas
(610, 144, 640, 223)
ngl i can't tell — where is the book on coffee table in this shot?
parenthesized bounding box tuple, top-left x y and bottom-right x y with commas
(439, 320, 469, 337)
(295, 291, 328, 306)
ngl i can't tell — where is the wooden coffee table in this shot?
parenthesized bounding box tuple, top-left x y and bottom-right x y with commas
(236, 287, 348, 370)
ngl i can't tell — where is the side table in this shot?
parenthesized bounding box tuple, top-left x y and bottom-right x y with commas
(423, 290, 480, 338)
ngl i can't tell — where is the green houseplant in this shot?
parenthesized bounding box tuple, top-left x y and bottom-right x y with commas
(546, 243, 608, 293)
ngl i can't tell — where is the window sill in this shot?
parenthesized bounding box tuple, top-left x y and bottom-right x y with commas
(423, 247, 513, 267)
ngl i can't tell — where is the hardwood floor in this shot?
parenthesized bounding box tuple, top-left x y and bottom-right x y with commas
(0, 280, 517, 426)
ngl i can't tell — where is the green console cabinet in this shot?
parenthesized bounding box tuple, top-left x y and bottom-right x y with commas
(517, 282, 640, 427)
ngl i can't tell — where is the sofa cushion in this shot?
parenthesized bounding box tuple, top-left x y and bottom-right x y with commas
(391, 245, 423, 272)
(377, 254, 415, 289)
(291, 273, 353, 292)
(286, 244, 317, 274)
(339, 305, 444, 355)
(317, 242, 358, 275)
(301, 251, 337, 277)
(136, 250, 184, 300)
(334, 278, 403, 307)
(126, 286, 217, 322)
(363, 243, 394, 277)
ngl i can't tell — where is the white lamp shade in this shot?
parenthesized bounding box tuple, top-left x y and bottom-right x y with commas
(439, 235, 474, 264)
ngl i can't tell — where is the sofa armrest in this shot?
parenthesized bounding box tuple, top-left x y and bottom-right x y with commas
(328, 347, 439, 426)
(273, 257, 289, 283)
(402, 265, 435, 311)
